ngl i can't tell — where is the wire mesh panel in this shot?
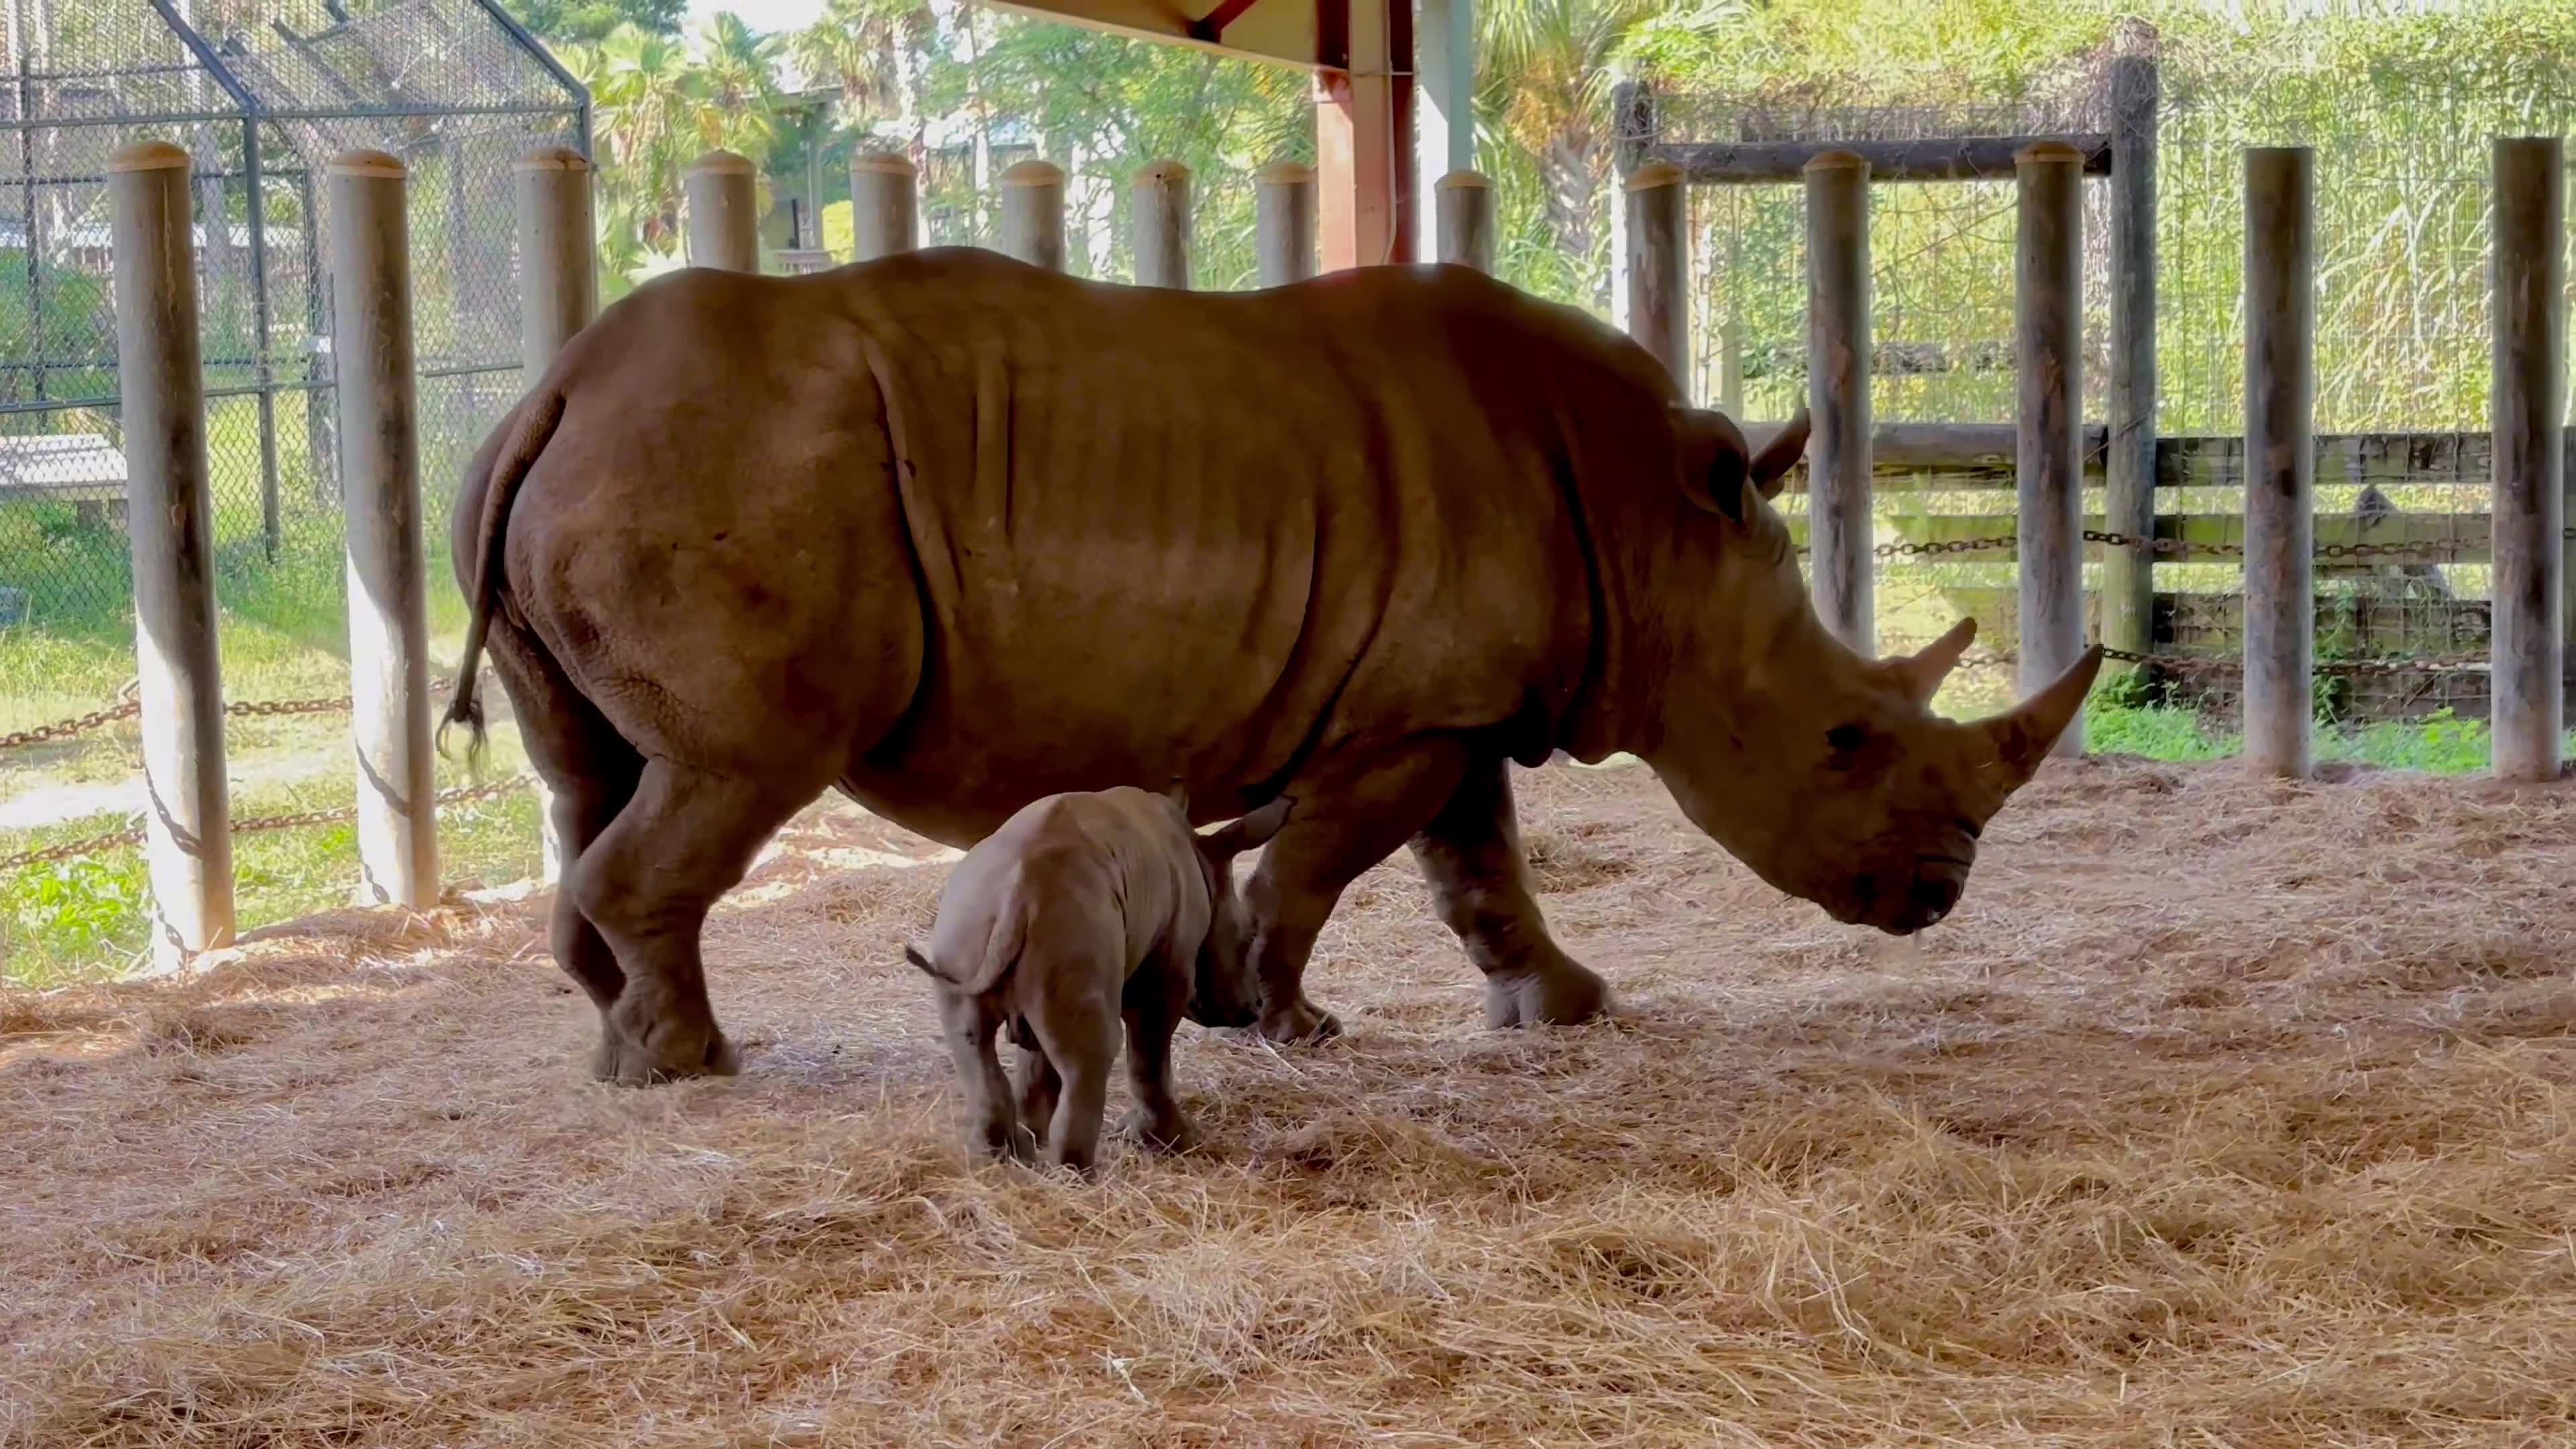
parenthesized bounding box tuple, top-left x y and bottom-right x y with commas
(0, 0, 580, 711)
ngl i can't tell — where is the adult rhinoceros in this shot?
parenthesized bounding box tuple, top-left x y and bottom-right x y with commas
(446, 248, 2098, 1085)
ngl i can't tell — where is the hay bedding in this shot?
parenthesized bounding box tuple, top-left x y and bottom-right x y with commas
(3, 759, 2574, 1448)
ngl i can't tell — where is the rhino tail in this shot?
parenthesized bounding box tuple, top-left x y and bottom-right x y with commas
(903, 944, 941, 977)
(438, 386, 570, 773)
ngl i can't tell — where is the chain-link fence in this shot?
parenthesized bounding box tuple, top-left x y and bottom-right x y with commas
(1, 0, 583, 669)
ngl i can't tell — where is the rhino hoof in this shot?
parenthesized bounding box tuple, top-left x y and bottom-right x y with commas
(1121, 1107, 1198, 1153)
(1483, 962, 1611, 1029)
(589, 1017, 741, 1087)
(1258, 998, 1342, 1045)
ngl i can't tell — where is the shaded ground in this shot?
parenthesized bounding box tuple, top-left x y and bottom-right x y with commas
(4, 758, 2573, 1446)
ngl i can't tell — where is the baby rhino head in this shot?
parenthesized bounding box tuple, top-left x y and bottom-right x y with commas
(1161, 788, 1293, 1029)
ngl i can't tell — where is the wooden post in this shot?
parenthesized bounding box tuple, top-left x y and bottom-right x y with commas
(1434, 170, 1494, 273)
(2016, 141, 2086, 756)
(1624, 160, 1687, 386)
(513, 145, 594, 889)
(2491, 136, 2566, 782)
(1609, 79, 1656, 335)
(328, 151, 438, 908)
(1415, 0, 1473, 242)
(2242, 146, 2315, 777)
(682, 150, 758, 272)
(109, 140, 235, 969)
(1805, 151, 1873, 653)
(2104, 20, 2161, 678)
(516, 147, 596, 375)
(1132, 160, 1191, 289)
(851, 149, 918, 261)
(1255, 162, 1315, 286)
(998, 158, 1065, 271)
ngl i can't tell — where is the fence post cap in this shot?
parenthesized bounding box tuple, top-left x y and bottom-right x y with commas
(327, 149, 406, 178)
(1135, 158, 1191, 185)
(1803, 149, 1868, 174)
(1435, 168, 1490, 190)
(109, 139, 189, 172)
(1255, 160, 1313, 184)
(516, 145, 591, 172)
(1623, 160, 1685, 191)
(687, 149, 754, 176)
(2013, 140, 2087, 165)
(1000, 158, 1064, 186)
(852, 148, 914, 176)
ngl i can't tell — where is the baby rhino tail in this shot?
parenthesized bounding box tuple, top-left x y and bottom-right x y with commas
(904, 945, 941, 978)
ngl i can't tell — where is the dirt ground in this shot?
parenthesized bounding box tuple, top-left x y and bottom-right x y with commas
(4, 757, 2573, 1448)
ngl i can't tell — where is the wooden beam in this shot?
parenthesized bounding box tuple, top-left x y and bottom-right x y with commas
(989, 0, 1328, 68)
(1651, 134, 2112, 185)
(1313, 0, 1411, 269)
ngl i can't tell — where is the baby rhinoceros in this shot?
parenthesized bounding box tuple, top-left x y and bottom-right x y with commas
(906, 784, 1292, 1173)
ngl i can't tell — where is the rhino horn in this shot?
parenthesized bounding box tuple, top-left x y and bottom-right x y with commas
(1983, 645, 2104, 782)
(1894, 616, 1978, 704)
(1748, 408, 1811, 499)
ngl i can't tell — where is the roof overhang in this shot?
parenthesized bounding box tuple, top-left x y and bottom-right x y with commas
(988, 0, 1342, 71)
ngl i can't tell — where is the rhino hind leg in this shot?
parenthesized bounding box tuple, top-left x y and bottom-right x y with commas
(1408, 757, 1612, 1030)
(571, 761, 809, 1085)
(478, 611, 647, 1079)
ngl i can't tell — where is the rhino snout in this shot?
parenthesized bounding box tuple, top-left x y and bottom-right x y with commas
(1843, 855, 1969, 936)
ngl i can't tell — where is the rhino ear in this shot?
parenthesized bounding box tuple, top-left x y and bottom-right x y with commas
(1672, 407, 1754, 522)
(1746, 409, 1811, 500)
(1199, 795, 1293, 863)
(1162, 777, 1190, 816)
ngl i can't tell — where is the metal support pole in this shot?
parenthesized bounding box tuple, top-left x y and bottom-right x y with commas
(242, 116, 282, 563)
(1414, 0, 1472, 241)
(2103, 20, 2161, 678)
(2242, 146, 2315, 777)
(850, 148, 917, 261)
(1624, 160, 1687, 387)
(109, 140, 235, 969)
(329, 150, 437, 908)
(2491, 136, 2566, 782)
(515, 144, 596, 888)
(2016, 141, 2086, 756)
(683, 150, 757, 272)
(1434, 169, 1493, 273)
(1805, 151, 1872, 653)
(1132, 159, 1191, 289)
(999, 158, 1065, 271)
(1255, 161, 1315, 287)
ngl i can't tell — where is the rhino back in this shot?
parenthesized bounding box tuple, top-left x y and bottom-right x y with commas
(833, 250, 1680, 819)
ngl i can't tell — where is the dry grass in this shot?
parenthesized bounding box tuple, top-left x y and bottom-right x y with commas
(4, 757, 2574, 1448)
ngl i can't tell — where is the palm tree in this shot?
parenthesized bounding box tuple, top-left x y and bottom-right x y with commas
(1474, 0, 1665, 284)
(790, 0, 933, 133)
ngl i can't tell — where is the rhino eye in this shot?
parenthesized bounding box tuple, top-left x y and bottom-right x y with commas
(1825, 723, 1867, 754)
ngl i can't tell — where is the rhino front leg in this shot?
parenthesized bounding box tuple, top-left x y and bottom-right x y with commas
(1409, 756, 1611, 1029)
(1246, 745, 1474, 1044)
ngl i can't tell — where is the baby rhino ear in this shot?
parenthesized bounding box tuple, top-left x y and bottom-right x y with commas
(1197, 796, 1293, 863)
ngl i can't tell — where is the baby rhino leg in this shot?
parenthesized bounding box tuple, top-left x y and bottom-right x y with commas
(1022, 985, 1121, 1175)
(1120, 950, 1196, 1152)
(938, 989, 1032, 1165)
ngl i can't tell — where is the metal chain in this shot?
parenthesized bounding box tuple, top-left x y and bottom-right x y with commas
(1, 677, 460, 757)
(0, 700, 144, 755)
(0, 824, 150, 873)
(0, 773, 532, 877)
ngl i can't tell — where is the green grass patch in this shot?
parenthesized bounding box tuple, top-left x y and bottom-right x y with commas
(2, 722, 539, 988)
